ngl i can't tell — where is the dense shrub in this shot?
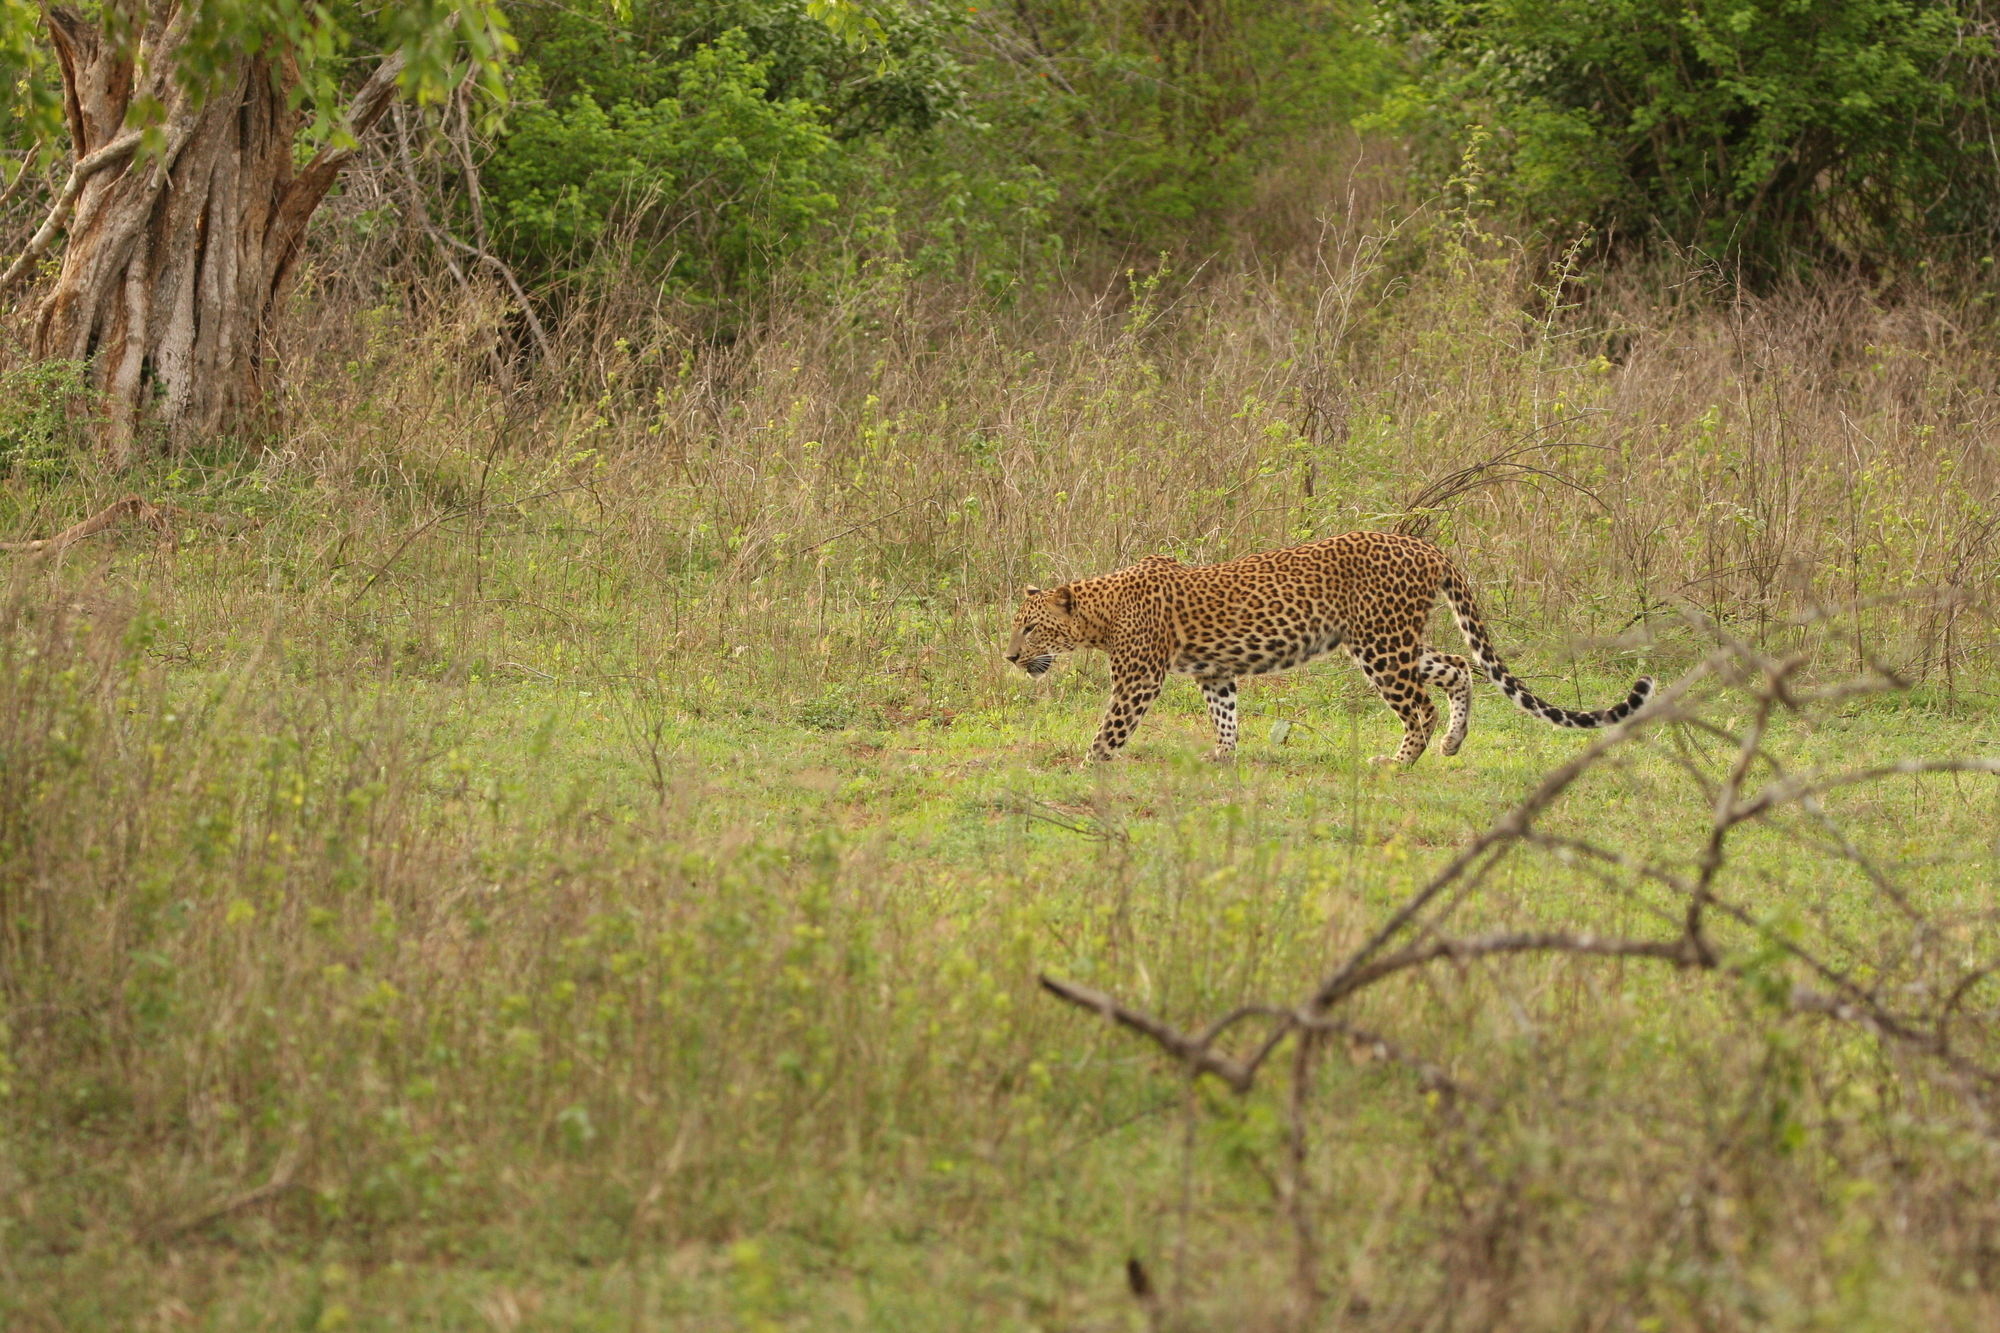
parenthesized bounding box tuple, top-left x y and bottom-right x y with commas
(487, 29, 839, 291)
(485, 0, 976, 296)
(1377, 0, 2000, 275)
(960, 0, 1394, 242)
(479, 0, 1392, 303)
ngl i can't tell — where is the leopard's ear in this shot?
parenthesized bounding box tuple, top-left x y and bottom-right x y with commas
(1025, 585, 1042, 596)
(1050, 585, 1075, 615)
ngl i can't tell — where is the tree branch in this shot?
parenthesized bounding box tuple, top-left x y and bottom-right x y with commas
(1038, 975, 1262, 1092)
(1305, 659, 1714, 1015)
(294, 51, 409, 193)
(1038, 627, 2000, 1118)
(0, 152, 49, 213)
(1323, 931, 1695, 1003)
(0, 130, 145, 292)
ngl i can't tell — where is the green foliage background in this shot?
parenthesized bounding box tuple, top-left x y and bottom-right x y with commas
(466, 0, 2000, 297)
(476, 0, 1393, 300)
(1375, 0, 2000, 274)
(9, 1, 1993, 298)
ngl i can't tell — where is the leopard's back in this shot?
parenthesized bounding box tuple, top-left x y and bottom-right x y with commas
(1150, 531, 1447, 675)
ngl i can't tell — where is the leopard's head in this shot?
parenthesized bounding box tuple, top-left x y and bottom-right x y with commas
(1006, 584, 1078, 678)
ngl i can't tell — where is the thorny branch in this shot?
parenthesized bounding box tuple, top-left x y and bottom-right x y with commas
(1041, 624, 2000, 1104)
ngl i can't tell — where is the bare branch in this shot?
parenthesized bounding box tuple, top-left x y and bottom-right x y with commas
(1394, 427, 1612, 537)
(1685, 669, 1784, 960)
(1730, 758, 2000, 824)
(0, 153, 49, 213)
(1038, 974, 1262, 1092)
(1294, 1013, 1482, 1105)
(294, 52, 409, 190)
(389, 91, 553, 366)
(1325, 930, 1694, 1003)
(1306, 659, 1716, 1014)
(1037, 627, 2000, 1143)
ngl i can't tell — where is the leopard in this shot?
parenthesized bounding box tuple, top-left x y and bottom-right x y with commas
(1004, 530, 1652, 766)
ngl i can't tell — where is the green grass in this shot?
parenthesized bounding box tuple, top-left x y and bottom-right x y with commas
(5, 228, 2000, 1327)
(3, 488, 1997, 1330)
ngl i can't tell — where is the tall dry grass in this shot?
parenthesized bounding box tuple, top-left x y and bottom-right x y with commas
(253, 170, 2000, 695)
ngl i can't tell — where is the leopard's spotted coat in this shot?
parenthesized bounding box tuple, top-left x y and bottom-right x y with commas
(1005, 531, 1652, 765)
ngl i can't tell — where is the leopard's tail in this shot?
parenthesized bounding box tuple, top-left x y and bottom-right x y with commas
(1439, 563, 1653, 729)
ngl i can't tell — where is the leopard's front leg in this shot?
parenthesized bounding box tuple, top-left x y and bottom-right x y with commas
(1090, 653, 1166, 760)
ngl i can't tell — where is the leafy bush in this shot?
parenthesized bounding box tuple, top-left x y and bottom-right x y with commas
(484, 0, 984, 296)
(965, 0, 1394, 244)
(480, 0, 1393, 305)
(1378, 0, 2000, 275)
(487, 28, 840, 293)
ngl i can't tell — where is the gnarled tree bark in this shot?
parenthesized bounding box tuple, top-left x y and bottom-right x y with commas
(24, 6, 405, 466)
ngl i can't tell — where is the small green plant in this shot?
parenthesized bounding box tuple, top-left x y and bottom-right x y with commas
(795, 688, 857, 732)
(0, 360, 92, 479)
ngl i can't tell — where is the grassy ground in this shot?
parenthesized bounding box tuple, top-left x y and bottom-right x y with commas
(4, 230, 2000, 1329)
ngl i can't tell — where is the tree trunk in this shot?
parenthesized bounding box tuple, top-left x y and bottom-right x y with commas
(30, 7, 403, 466)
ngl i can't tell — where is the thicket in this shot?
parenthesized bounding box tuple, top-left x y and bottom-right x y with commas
(469, 0, 1391, 304)
(458, 0, 2000, 308)
(1377, 0, 2000, 276)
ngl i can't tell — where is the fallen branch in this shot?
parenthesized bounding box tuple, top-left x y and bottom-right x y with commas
(143, 1140, 304, 1242)
(0, 494, 255, 554)
(0, 494, 175, 553)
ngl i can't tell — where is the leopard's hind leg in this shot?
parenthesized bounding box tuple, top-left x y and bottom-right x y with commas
(1347, 644, 1438, 766)
(1418, 649, 1473, 756)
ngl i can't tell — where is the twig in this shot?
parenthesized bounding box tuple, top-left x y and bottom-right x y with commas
(0, 151, 49, 213)
(1392, 427, 1612, 538)
(794, 501, 919, 558)
(145, 1142, 304, 1241)
(1324, 930, 1694, 1003)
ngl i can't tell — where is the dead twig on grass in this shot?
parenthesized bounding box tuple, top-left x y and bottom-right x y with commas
(0, 494, 256, 555)
(1393, 429, 1613, 539)
(144, 1138, 304, 1242)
